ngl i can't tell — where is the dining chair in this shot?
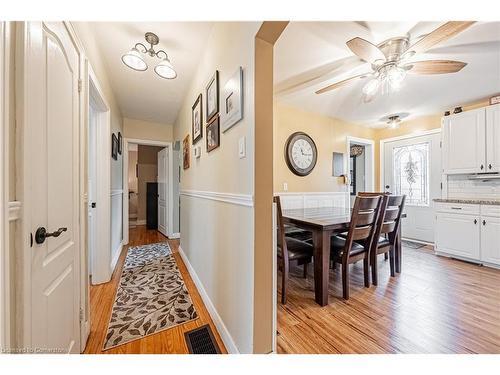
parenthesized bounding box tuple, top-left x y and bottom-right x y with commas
(358, 192, 390, 259)
(330, 195, 382, 300)
(274, 196, 314, 304)
(370, 194, 406, 285)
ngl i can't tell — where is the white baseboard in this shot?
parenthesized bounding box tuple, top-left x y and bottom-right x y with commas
(170, 232, 180, 239)
(177, 245, 239, 354)
(135, 219, 146, 226)
(110, 240, 123, 272)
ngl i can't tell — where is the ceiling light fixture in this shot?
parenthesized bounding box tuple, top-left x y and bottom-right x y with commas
(122, 32, 177, 79)
(387, 115, 402, 129)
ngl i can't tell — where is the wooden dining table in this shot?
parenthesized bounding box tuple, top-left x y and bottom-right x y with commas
(282, 206, 403, 306)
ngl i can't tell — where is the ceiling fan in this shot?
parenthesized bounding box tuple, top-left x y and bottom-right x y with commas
(315, 21, 476, 97)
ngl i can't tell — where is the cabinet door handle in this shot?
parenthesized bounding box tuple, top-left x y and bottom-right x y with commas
(489, 164, 492, 170)
(480, 164, 484, 170)
(451, 207, 462, 210)
(483, 220, 486, 226)
(474, 219, 477, 224)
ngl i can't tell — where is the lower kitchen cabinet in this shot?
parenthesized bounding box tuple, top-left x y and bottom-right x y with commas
(435, 212, 481, 261)
(480, 215, 500, 266)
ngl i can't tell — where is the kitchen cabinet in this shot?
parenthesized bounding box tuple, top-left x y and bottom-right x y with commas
(435, 202, 500, 267)
(442, 104, 500, 175)
(435, 211, 480, 261)
(486, 104, 500, 173)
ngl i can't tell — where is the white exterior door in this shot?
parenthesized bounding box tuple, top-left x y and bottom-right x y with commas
(25, 22, 80, 353)
(157, 148, 168, 237)
(442, 108, 486, 174)
(383, 132, 441, 243)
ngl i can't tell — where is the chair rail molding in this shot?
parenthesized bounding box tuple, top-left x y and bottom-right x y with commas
(275, 191, 348, 210)
(180, 189, 254, 207)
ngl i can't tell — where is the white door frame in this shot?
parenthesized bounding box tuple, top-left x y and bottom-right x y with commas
(85, 63, 111, 286)
(379, 128, 442, 191)
(122, 138, 174, 245)
(0, 21, 12, 350)
(346, 136, 374, 205)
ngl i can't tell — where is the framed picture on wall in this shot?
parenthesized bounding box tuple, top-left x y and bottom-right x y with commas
(183, 134, 190, 169)
(206, 116, 220, 152)
(205, 70, 219, 122)
(221, 66, 243, 133)
(192, 94, 203, 144)
(118, 132, 122, 154)
(112, 133, 118, 160)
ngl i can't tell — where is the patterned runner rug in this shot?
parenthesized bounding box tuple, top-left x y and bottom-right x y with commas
(103, 242, 198, 350)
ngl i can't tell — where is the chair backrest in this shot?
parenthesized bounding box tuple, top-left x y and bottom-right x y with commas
(381, 195, 406, 241)
(273, 196, 288, 259)
(370, 195, 406, 250)
(358, 192, 388, 197)
(342, 195, 382, 261)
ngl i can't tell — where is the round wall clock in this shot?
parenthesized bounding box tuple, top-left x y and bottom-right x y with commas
(284, 132, 318, 176)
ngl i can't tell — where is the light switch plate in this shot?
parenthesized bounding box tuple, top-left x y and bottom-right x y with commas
(238, 136, 246, 159)
(193, 146, 201, 159)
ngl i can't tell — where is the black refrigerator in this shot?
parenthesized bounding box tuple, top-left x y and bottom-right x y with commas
(146, 182, 158, 229)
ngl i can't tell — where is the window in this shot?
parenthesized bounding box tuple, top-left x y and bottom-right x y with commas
(393, 142, 429, 206)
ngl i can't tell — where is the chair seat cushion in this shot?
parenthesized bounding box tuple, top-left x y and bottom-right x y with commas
(278, 237, 313, 260)
(330, 236, 365, 258)
(377, 236, 390, 247)
(285, 227, 312, 242)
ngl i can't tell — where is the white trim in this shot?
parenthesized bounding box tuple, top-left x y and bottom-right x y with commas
(379, 128, 442, 191)
(170, 232, 180, 239)
(122, 138, 175, 245)
(177, 245, 239, 354)
(0, 20, 11, 350)
(110, 189, 123, 196)
(135, 219, 146, 226)
(8, 201, 21, 221)
(277, 191, 349, 196)
(87, 62, 112, 287)
(346, 136, 375, 204)
(110, 240, 123, 272)
(180, 190, 254, 207)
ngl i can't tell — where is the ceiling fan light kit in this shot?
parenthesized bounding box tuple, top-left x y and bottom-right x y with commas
(122, 32, 177, 79)
(316, 22, 475, 98)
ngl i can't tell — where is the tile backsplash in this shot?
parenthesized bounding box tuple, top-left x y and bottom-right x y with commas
(447, 175, 500, 199)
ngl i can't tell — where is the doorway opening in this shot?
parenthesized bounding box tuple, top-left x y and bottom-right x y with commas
(122, 138, 178, 245)
(346, 136, 375, 206)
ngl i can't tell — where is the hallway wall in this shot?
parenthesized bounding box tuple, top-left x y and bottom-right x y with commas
(123, 118, 174, 142)
(173, 22, 261, 353)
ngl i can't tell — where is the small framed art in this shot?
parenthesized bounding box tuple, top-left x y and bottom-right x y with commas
(112, 133, 118, 160)
(206, 116, 220, 153)
(221, 66, 243, 133)
(192, 93, 203, 144)
(183, 134, 190, 169)
(206, 70, 219, 122)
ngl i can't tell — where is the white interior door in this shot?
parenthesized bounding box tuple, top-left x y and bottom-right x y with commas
(158, 148, 168, 237)
(384, 132, 441, 243)
(26, 22, 80, 353)
(87, 103, 97, 276)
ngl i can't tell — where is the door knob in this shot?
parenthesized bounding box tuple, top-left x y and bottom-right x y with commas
(35, 227, 67, 244)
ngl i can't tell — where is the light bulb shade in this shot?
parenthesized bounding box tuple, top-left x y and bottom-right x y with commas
(388, 120, 400, 129)
(121, 47, 148, 71)
(155, 58, 177, 79)
(386, 66, 406, 87)
(362, 78, 380, 96)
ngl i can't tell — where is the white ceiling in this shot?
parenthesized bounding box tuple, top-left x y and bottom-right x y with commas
(274, 22, 500, 127)
(90, 22, 213, 124)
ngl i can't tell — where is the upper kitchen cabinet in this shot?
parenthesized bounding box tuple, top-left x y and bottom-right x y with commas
(442, 107, 486, 174)
(486, 104, 500, 173)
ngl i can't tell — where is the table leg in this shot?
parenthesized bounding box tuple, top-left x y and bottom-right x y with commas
(395, 225, 402, 273)
(312, 230, 331, 306)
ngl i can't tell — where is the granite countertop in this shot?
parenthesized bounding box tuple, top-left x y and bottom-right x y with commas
(433, 198, 500, 206)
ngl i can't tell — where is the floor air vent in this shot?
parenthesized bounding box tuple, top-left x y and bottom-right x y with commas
(185, 324, 221, 354)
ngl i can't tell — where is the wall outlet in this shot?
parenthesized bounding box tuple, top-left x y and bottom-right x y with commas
(283, 182, 288, 191)
(238, 136, 246, 159)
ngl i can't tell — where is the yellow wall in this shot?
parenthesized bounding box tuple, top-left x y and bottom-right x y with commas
(273, 102, 376, 193)
(123, 117, 174, 142)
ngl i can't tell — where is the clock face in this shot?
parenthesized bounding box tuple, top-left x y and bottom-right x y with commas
(285, 132, 317, 176)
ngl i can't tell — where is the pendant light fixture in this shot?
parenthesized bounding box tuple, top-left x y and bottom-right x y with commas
(122, 32, 177, 79)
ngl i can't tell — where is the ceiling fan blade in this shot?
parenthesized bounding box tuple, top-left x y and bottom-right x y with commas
(346, 37, 386, 64)
(406, 21, 476, 55)
(403, 60, 467, 74)
(315, 73, 371, 95)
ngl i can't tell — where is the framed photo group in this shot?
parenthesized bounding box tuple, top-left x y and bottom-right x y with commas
(186, 66, 244, 169)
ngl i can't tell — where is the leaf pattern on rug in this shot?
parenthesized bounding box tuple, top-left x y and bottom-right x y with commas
(103, 242, 198, 350)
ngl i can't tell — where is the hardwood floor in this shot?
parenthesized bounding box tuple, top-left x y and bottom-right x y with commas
(277, 245, 500, 354)
(83, 226, 227, 354)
